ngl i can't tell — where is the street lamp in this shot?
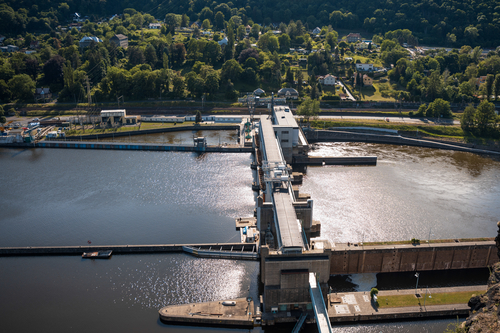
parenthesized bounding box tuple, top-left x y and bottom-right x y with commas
(415, 272, 420, 296)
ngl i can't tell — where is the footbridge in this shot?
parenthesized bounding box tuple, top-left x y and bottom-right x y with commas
(309, 272, 333, 333)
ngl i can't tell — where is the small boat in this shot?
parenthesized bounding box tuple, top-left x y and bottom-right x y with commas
(222, 301, 236, 306)
(82, 250, 112, 259)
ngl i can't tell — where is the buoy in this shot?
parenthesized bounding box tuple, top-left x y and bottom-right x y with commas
(87, 240, 91, 244)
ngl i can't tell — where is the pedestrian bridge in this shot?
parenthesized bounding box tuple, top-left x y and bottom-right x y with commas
(309, 272, 333, 333)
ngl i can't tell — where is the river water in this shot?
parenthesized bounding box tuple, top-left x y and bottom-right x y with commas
(1, 141, 499, 332)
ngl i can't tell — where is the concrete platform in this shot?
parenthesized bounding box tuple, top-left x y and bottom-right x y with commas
(235, 217, 257, 229)
(159, 297, 255, 328)
(327, 286, 486, 323)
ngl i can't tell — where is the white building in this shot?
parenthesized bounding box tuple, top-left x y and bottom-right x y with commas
(322, 74, 336, 86)
(149, 23, 162, 29)
(355, 63, 374, 71)
(141, 115, 185, 123)
(272, 106, 299, 161)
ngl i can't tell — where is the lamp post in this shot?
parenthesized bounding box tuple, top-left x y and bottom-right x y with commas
(415, 272, 420, 296)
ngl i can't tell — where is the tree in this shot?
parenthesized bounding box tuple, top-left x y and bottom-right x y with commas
(171, 43, 187, 67)
(474, 100, 496, 135)
(494, 74, 500, 101)
(202, 19, 211, 30)
(486, 74, 494, 100)
(145, 44, 158, 69)
(296, 70, 304, 94)
(0, 105, 5, 124)
(214, 11, 225, 30)
(195, 110, 202, 124)
(172, 76, 185, 98)
(426, 98, 451, 118)
(43, 55, 65, 84)
(204, 71, 219, 94)
(128, 47, 145, 67)
(8, 74, 35, 101)
(221, 59, 243, 82)
(461, 104, 475, 132)
(296, 97, 320, 122)
(370, 288, 379, 300)
(278, 34, 291, 52)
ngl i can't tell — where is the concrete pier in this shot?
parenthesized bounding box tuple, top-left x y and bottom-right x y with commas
(159, 297, 255, 328)
(0, 243, 255, 257)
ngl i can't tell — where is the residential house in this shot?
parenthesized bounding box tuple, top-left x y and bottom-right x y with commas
(356, 63, 374, 71)
(79, 36, 102, 48)
(30, 41, 40, 49)
(149, 23, 162, 29)
(25, 50, 36, 55)
(4, 45, 19, 52)
(34, 88, 52, 102)
(110, 34, 128, 49)
(476, 76, 487, 87)
(254, 88, 265, 96)
(0, 35, 5, 44)
(245, 25, 252, 34)
(312, 27, 321, 35)
(218, 36, 228, 47)
(346, 33, 362, 43)
(355, 74, 373, 86)
(323, 74, 336, 86)
(277, 88, 299, 99)
(298, 58, 308, 67)
(356, 42, 371, 50)
(69, 23, 83, 31)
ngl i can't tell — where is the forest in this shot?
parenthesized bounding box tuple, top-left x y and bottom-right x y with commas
(0, 0, 500, 138)
(1, 0, 500, 47)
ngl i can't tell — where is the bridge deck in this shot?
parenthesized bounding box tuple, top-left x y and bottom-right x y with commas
(260, 117, 304, 251)
(309, 273, 333, 333)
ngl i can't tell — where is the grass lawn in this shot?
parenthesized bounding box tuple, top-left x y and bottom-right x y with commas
(349, 81, 396, 102)
(378, 290, 485, 308)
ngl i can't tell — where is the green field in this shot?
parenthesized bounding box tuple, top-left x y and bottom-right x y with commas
(378, 290, 485, 308)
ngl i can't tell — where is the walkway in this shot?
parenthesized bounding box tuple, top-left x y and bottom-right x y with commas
(259, 117, 304, 252)
(309, 273, 333, 333)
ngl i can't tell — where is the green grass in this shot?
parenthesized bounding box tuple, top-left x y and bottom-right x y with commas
(309, 119, 465, 139)
(378, 290, 485, 308)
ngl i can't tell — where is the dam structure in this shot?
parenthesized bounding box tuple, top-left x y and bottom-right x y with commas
(251, 105, 498, 327)
(254, 105, 332, 330)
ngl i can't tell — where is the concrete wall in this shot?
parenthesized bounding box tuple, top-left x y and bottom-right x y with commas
(329, 242, 498, 274)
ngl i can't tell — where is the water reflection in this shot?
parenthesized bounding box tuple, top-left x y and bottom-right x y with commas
(304, 143, 500, 244)
(88, 130, 239, 146)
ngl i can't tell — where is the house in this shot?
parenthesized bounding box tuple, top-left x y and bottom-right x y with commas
(356, 63, 374, 71)
(312, 27, 321, 35)
(323, 74, 336, 86)
(346, 32, 362, 43)
(254, 88, 265, 96)
(25, 50, 36, 55)
(69, 23, 82, 31)
(245, 25, 252, 34)
(3, 45, 19, 52)
(218, 36, 228, 46)
(149, 23, 162, 29)
(79, 36, 102, 48)
(476, 76, 487, 87)
(30, 41, 40, 49)
(0, 35, 5, 44)
(110, 34, 128, 49)
(356, 42, 371, 49)
(277, 88, 299, 99)
(34, 88, 52, 102)
(355, 74, 373, 86)
(298, 58, 308, 67)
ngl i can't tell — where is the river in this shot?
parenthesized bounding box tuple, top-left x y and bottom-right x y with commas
(1, 141, 499, 332)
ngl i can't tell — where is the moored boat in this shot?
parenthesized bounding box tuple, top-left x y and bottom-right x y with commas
(82, 250, 112, 259)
